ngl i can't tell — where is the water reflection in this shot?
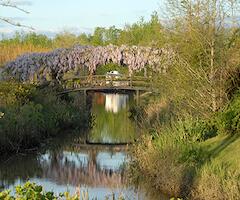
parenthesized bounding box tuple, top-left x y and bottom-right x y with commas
(0, 92, 143, 199)
(88, 92, 137, 143)
(39, 150, 126, 187)
(105, 93, 128, 113)
(0, 142, 139, 199)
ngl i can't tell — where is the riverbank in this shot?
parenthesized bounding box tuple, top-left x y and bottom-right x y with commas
(0, 81, 91, 155)
(128, 91, 240, 200)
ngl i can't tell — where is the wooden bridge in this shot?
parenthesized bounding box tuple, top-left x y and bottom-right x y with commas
(60, 75, 154, 94)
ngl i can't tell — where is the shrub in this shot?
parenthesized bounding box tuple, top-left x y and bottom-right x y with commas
(178, 119, 218, 142)
(0, 82, 90, 154)
(0, 182, 126, 200)
(0, 182, 71, 200)
(0, 81, 35, 106)
(0, 103, 45, 152)
(215, 91, 240, 134)
(180, 145, 210, 165)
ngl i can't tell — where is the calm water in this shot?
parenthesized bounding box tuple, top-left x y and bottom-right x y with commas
(0, 92, 145, 199)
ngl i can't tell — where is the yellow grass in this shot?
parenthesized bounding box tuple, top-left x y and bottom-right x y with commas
(0, 43, 51, 66)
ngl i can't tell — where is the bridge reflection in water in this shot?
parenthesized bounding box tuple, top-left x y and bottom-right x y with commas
(0, 92, 143, 200)
(105, 93, 128, 113)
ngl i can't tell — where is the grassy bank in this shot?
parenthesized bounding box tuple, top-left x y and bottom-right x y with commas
(128, 91, 240, 200)
(0, 81, 90, 155)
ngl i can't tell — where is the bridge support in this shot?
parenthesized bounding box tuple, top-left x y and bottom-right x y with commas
(136, 90, 140, 106)
(83, 89, 87, 108)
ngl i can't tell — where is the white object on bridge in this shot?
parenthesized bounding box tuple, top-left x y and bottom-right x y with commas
(106, 71, 122, 86)
(105, 71, 129, 86)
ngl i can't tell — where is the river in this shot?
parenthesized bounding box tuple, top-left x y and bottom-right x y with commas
(0, 91, 168, 199)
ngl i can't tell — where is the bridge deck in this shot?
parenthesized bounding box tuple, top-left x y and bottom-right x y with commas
(60, 75, 154, 93)
(59, 86, 151, 94)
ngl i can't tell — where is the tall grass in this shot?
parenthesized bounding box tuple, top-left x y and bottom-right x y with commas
(0, 33, 53, 66)
(0, 43, 51, 66)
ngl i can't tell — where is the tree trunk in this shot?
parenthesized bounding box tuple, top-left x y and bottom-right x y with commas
(210, 39, 217, 112)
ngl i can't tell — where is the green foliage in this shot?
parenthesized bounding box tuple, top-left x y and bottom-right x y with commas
(0, 81, 35, 106)
(180, 145, 209, 165)
(0, 11, 165, 52)
(95, 63, 128, 75)
(0, 182, 126, 200)
(178, 119, 218, 143)
(0, 103, 44, 152)
(53, 31, 82, 48)
(0, 182, 78, 200)
(118, 12, 165, 47)
(215, 91, 240, 134)
(129, 93, 240, 199)
(0, 82, 90, 154)
(1, 32, 53, 48)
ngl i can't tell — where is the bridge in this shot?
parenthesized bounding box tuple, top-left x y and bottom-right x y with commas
(57, 75, 157, 105)
(60, 75, 154, 94)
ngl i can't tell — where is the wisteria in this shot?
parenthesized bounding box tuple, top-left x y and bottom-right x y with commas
(3, 44, 175, 82)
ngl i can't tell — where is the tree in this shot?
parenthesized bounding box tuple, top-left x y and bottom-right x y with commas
(91, 27, 105, 46)
(118, 12, 165, 47)
(165, 0, 240, 113)
(103, 26, 121, 45)
(77, 33, 91, 45)
(53, 31, 79, 48)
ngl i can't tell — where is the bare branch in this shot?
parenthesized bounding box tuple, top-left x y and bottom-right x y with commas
(0, 17, 34, 29)
(0, 0, 29, 14)
(0, 0, 34, 29)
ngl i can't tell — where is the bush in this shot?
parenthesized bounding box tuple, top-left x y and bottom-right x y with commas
(178, 119, 218, 142)
(0, 103, 45, 152)
(215, 91, 240, 134)
(0, 182, 76, 200)
(180, 145, 210, 165)
(0, 81, 35, 106)
(0, 181, 126, 200)
(0, 82, 90, 154)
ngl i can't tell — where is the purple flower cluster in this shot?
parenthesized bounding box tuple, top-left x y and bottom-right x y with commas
(4, 44, 174, 82)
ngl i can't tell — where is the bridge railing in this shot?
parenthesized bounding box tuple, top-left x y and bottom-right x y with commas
(61, 75, 153, 90)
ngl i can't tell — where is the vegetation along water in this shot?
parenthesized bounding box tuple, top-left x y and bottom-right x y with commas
(0, 0, 240, 199)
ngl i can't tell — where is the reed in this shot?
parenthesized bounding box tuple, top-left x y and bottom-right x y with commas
(0, 43, 51, 66)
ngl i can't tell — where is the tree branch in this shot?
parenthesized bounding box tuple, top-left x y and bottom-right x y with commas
(0, 17, 34, 29)
(0, 0, 34, 29)
(0, 0, 29, 14)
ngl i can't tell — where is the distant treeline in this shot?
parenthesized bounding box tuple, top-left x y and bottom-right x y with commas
(0, 12, 165, 65)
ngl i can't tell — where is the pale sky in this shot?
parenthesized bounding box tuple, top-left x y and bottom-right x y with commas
(0, 0, 165, 37)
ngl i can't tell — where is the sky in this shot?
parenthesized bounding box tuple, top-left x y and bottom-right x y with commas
(0, 0, 164, 37)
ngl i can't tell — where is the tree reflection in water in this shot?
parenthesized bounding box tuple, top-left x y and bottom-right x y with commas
(39, 149, 127, 187)
(88, 92, 137, 143)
